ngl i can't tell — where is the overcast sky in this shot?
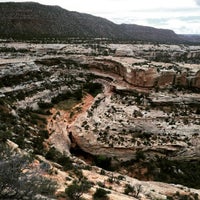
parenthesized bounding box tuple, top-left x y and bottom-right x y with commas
(1, 0, 200, 34)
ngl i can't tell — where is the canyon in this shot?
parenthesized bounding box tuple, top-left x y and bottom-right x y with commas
(0, 41, 200, 199)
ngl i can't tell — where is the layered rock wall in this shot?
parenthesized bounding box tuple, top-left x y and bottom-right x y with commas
(87, 58, 200, 89)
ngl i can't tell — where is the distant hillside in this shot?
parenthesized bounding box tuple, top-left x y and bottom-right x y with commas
(179, 34, 200, 44)
(0, 2, 194, 43)
(119, 24, 181, 43)
(0, 2, 122, 39)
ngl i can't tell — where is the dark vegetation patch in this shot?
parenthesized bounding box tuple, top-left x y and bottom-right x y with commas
(0, 143, 57, 199)
(0, 70, 51, 87)
(121, 156, 200, 189)
(45, 147, 73, 171)
(93, 188, 110, 200)
(0, 46, 28, 53)
(83, 82, 102, 97)
(148, 158, 200, 189)
(0, 98, 50, 154)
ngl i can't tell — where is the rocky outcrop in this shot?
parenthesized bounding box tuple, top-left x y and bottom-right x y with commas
(70, 90, 200, 162)
(191, 70, 200, 88)
(111, 44, 200, 63)
(125, 67, 158, 87)
(86, 57, 200, 89)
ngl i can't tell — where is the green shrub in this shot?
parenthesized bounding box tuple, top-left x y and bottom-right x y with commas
(124, 184, 134, 195)
(39, 130, 49, 139)
(100, 169, 106, 175)
(93, 188, 110, 200)
(94, 155, 112, 171)
(0, 130, 12, 142)
(45, 147, 73, 170)
(38, 101, 53, 109)
(145, 158, 200, 189)
(65, 179, 92, 200)
(83, 82, 102, 97)
(136, 151, 146, 161)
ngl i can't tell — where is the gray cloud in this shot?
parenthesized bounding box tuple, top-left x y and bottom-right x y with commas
(195, 0, 200, 5)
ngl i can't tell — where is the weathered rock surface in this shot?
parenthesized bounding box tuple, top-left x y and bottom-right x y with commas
(71, 91, 200, 161)
(86, 56, 200, 89)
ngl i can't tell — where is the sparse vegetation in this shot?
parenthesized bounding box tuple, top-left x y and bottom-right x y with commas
(124, 183, 142, 198)
(0, 144, 57, 199)
(94, 155, 112, 171)
(150, 158, 200, 189)
(45, 147, 73, 170)
(83, 82, 102, 97)
(65, 179, 92, 200)
(93, 188, 110, 200)
(167, 191, 199, 200)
